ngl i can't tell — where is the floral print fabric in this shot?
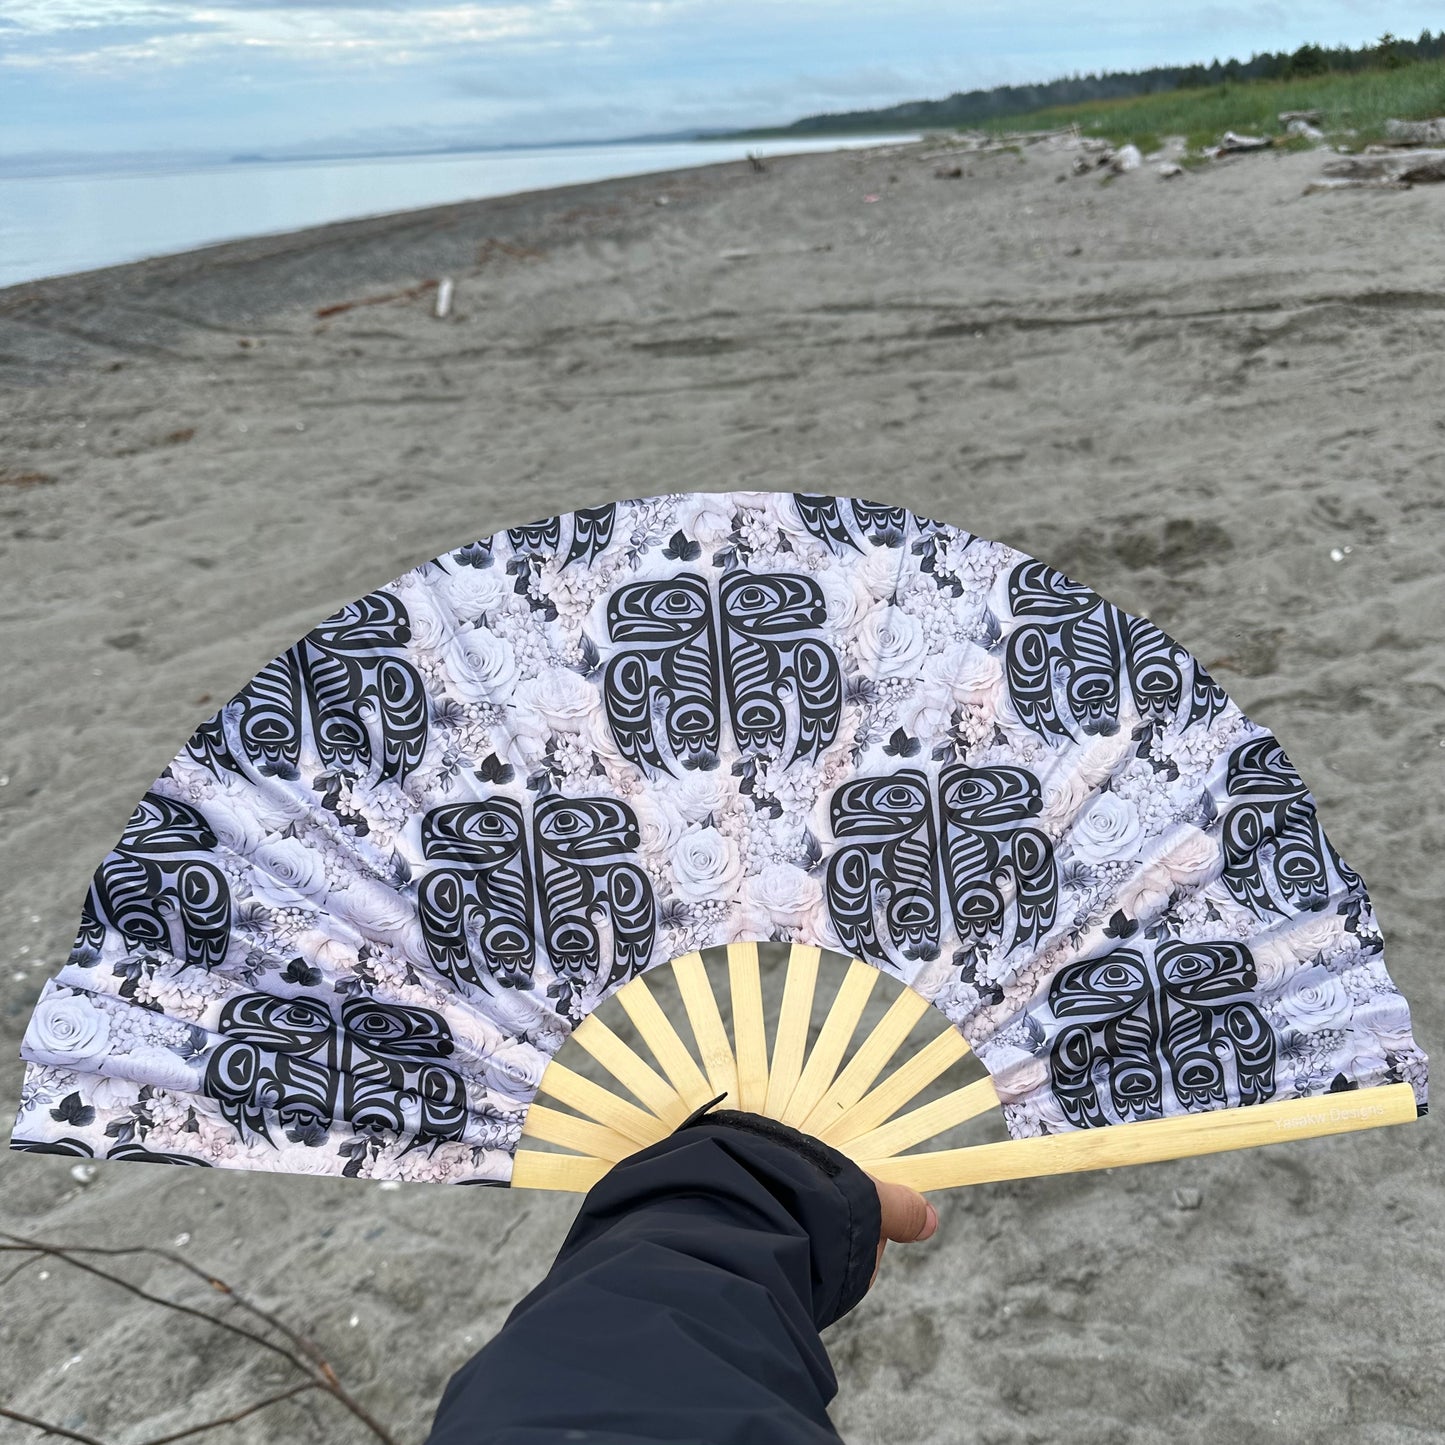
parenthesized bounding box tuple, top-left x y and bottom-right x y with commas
(11, 493, 1426, 1183)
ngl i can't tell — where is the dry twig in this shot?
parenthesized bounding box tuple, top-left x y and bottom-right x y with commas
(0, 1233, 399, 1445)
(315, 279, 439, 319)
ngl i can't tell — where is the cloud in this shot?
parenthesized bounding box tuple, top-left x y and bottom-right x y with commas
(446, 67, 568, 98)
(1, 3, 602, 72)
(4, 0, 1443, 158)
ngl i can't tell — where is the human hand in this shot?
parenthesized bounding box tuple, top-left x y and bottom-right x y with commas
(868, 1176, 938, 1286)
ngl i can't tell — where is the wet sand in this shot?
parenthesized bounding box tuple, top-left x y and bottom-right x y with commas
(2, 138, 1443, 1443)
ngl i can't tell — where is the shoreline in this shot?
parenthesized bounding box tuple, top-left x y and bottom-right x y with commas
(0, 142, 925, 385)
(0, 134, 920, 309)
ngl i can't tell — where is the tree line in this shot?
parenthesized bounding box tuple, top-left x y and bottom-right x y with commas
(771, 31, 1445, 134)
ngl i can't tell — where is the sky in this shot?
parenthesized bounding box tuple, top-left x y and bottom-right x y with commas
(1, 1, 1440, 160)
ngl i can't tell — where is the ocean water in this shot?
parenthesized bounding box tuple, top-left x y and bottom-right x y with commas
(0, 135, 910, 290)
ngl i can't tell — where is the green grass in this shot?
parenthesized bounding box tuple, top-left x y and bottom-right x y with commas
(979, 58, 1445, 152)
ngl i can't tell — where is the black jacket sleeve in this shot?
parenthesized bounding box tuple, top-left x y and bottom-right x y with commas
(425, 1110, 882, 1445)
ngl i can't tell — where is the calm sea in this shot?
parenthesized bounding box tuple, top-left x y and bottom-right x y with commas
(0, 135, 910, 290)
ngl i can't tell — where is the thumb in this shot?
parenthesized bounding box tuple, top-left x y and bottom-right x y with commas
(874, 1178, 938, 1244)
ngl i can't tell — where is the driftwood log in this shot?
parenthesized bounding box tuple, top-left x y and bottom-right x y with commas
(1303, 177, 1413, 195)
(1321, 148, 1445, 184)
(1385, 117, 1445, 145)
(1218, 131, 1272, 153)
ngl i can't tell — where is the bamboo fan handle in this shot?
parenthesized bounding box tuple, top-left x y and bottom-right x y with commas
(512, 1083, 1416, 1192)
(863, 1083, 1419, 1192)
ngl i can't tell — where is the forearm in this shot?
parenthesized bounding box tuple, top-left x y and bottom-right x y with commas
(426, 1114, 881, 1445)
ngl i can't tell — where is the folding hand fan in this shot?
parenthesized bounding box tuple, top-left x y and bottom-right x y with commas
(11, 492, 1426, 1193)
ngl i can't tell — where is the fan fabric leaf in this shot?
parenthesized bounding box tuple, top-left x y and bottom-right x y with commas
(10, 493, 1426, 1184)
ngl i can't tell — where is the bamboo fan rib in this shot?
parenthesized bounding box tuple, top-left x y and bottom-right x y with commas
(672, 951, 738, 1104)
(534, 1061, 668, 1147)
(514, 945, 1417, 1193)
(613, 973, 714, 1111)
(763, 944, 820, 1119)
(568, 1013, 690, 1129)
(798, 988, 931, 1138)
(779, 960, 877, 1128)
(727, 943, 769, 1115)
(821, 1026, 973, 1147)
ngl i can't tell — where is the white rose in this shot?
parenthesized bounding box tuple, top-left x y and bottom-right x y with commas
(984, 1043, 1051, 1104)
(677, 496, 736, 548)
(1345, 1036, 1390, 1085)
(481, 986, 556, 1040)
(203, 796, 268, 857)
(88, 1074, 138, 1114)
(165, 752, 217, 797)
(818, 570, 873, 633)
(1070, 793, 1144, 865)
(251, 838, 329, 905)
(1075, 729, 1135, 790)
(405, 592, 453, 653)
(1040, 773, 1094, 837)
(856, 547, 902, 600)
(293, 929, 356, 974)
(447, 1007, 507, 1061)
(513, 668, 597, 736)
(1158, 828, 1221, 887)
(895, 683, 954, 742)
(632, 793, 688, 859)
(1371, 995, 1418, 1055)
(855, 608, 927, 679)
(1248, 934, 1296, 989)
(445, 626, 517, 702)
(1277, 968, 1353, 1033)
(744, 863, 823, 930)
(925, 640, 1003, 705)
(1024, 1088, 1071, 1134)
(121, 1045, 201, 1095)
(247, 786, 312, 834)
(25, 994, 113, 1072)
(392, 918, 434, 969)
(578, 704, 626, 766)
(1287, 913, 1345, 964)
(728, 900, 776, 944)
(1115, 862, 1174, 920)
(434, 562, 511, 621)
(671, 827, 743, 904)
(480, 1040, 547, 1104)
(333, 878, 414, 937)
(272, 1141, 346, 1175)
(672, 767, 732, 824)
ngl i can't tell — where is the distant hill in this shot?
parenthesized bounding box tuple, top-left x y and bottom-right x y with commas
(730, 29, 1445, 137)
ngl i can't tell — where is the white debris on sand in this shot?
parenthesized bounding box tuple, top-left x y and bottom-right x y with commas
(434, 276, 455, 320)
(1385, 117, 1445, 145)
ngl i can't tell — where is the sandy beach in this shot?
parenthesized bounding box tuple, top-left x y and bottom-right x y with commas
(2, 137, 1444, 1443)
